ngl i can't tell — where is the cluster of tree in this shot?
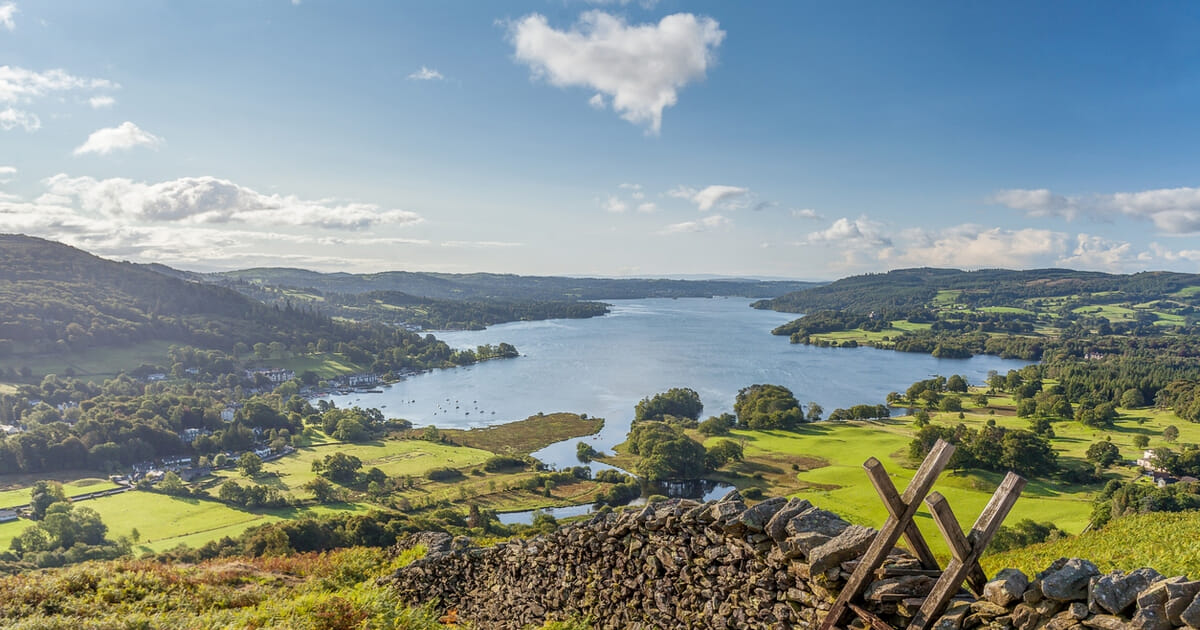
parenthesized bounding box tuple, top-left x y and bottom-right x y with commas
(1091, 479, 1200, 528)
(697, 413, 736, 436)
(733, 384, 812, 429)
(909, 422, 1058, 476)
(827, 404, 890, 421)
(624, 421, 742, 481)
(634, 388, 704, 423)
(1144, 445, 1200, 478)
(593, 469, 640, 506)
(3, 482, 126, 569)
(216, 480, 290, 508)
(986, 519, 1066, 553)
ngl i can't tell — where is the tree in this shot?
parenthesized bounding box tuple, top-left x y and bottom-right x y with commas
(304, 477, 339, 503)
(313, 451, 362, 483)
(734, 384, 804, 430)
(704, 439, 744, 470)
(1085, 441, 1121, 468)
(29, 480, 68, 521)
(626, 421, 707, 481)
(238, 451, 263, 477)
(1164, 425, 1180, 443)
(634, 388, 704, 423)
(1133, 435, 1150, 450)
(158, 471, 187, 495)
(946, 374, 968, 393)
(698, 413, 736, 436)
(939, 395, 963, 413)
(805, 402, 824, 422)
(1121, 388, 1146, 409)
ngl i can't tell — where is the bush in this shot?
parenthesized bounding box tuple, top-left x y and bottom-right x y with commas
(425, 467, 463, 482)
(482, 455, 526, 472)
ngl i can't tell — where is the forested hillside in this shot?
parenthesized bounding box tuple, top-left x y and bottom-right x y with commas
(213, 267, 818, 301)
(755, 267, 1200, 313)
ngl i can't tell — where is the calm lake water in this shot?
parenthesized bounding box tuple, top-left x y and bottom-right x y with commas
(331, 297, 1029, 474)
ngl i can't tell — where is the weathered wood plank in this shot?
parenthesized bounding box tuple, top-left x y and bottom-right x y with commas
(850, 602, 897, 630)
(925, 491, 989, 595)
(864, 458, 941, 571)
(905, 472, 1026, 630)
(818, 440, 955, 630)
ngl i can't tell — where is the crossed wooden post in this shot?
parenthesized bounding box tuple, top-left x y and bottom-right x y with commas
(817, 439, 1026, 630)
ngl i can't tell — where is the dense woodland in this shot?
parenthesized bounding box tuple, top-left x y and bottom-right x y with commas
(211, 267, 819, 301)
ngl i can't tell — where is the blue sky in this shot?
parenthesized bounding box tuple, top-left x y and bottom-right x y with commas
(3, 1, 1200, 278)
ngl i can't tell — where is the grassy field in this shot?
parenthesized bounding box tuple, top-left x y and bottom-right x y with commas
(977, 306, 1036, 315)
(269, 352, 370, 378)
(431, 412, 604, 456)
(984, 510, 1200, 577)
(2, 340, 175, 383)
(0, 476, 118, 509)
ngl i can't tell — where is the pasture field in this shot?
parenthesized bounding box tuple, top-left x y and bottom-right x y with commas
(0, 476, 118, 509)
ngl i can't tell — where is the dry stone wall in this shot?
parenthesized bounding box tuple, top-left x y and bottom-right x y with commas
(384, 492, 1200, 629)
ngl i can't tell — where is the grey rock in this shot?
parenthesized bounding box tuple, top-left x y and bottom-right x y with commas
(779, 531, 831, 559)
(1081, 615, 1132, 630)
(1042, 558, 1101, 602)
(808, 525, 876, 575)
(984, 568, 1030, 607)
(1068, 601, 1089, 620)
(1091, 568, 1163, 616)
(1181, 594, 1200, 628)
(1163, 579, 1200, 626)
(764, 498, 812, 541)
(737, 496, 785, 533)
(785, 506, 850, 538)
(865, 575, 936, 601)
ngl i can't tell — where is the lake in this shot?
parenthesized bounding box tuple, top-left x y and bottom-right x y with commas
(331, 297, 1030, 473)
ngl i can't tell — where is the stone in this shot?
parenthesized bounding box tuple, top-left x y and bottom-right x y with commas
(1130, 605, 1170, 630)
(1082, 614, 1133, 630)
(1090, 568, 1163, 616)
(984, 568, 1030, 607)
(968, 600, 1010, 617)
(808, 525, 876, 575)
(1068, 601, 1089, 620)
(932, 601, 972, 630)
(1181, 595, 1200, 628)
(1042, 558, 1101, 602)
(865, 575, 936, 601)
(785, 506, 851, 538)
(765, 498, 812, 542)
(1046, 610, 1084, 630)
(1011, 603, 1043, 630)
(779, 532, 832, 560)
(738, 496, 786, 533)
(1163, 579, 1200, 626)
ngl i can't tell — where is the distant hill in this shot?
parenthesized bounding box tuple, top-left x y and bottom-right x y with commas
(0, 234, 351, 356)
(754, 267, 1200, 313)
(210, 267, 819, 301)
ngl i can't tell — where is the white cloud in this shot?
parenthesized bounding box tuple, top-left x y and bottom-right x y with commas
(407, 66, 445, 81)
(805, 216, 891, 247)
(74, 121, 164, 156)
(440, 240, 524, 248)
(0, 106, 38, 131)
(588, 93, 606, 109)
(618, 183, 641, 190)
(40, 174, 423, 229)
(0, 165, 16, 182)
(791, 208, 824, 220)
(994, 185, 1200, 235)
(1150, 242, 1200, 264)
(669, 184, 750, 211)
(887, 225, 1065, 269)
(89, 95, 115, 109)
(0, 3, 16, 31)
(661, 214, 729, 234)
(636, 202, 657, 213)
(508, 11, 724, 133)
(0, 65, 116, 103)
(1056, 234, 1138, 271)
(0, 65, 117, 132)
(601, 195, 628, 213)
